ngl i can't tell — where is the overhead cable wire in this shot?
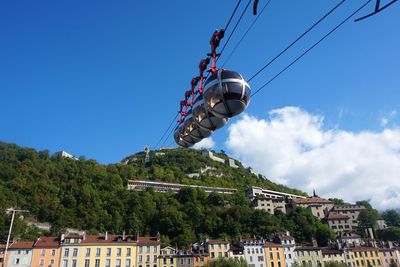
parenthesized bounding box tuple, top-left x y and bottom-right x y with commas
(222, 0, 273, 68)
(154, 113, 178, 149)
(219, 0, 253, 58)
(224, 0, 243, 32)
(248, 0, 347, 82)
(159, 120, 179, 149)
(251, 0, 372, 98)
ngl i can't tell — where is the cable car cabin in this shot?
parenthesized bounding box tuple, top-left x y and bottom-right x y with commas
(174, 124, 192, 147)
(203, 69, 250, 118)
(192, 95, 228, 132)
(184, 109, 211, 142)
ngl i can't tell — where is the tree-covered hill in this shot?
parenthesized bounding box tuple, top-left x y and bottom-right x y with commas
(1, 141, 334, 248)
(122, 148, 306, 195)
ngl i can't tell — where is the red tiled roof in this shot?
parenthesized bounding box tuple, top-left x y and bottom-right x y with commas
(8, 242, 34, 249)
(327, 212, 349, 220)
(351, 246, 379, 252)
(34, 237, 60, 248)
(82, 234, 138, 244)
(295, 246, 321, 251)
(292, 197, 332, 204)
(138, 236, 160, 245)
(322, 249, 343, 255)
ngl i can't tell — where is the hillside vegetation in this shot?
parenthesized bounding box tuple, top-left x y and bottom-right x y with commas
(1, 141, 334, 248)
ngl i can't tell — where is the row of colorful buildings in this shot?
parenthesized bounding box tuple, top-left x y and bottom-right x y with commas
(1, 232, 399, 267)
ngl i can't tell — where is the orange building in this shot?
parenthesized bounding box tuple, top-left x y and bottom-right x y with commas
(264, 242, 285, 267)
(31, 236, 61, 267)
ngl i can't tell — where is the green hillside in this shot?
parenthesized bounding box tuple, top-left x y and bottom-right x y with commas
(122, 147, 307, 196)
(0, 141, 333, 248)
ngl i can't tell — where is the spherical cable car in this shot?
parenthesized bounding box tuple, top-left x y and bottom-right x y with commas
(203, 69, 251, 119)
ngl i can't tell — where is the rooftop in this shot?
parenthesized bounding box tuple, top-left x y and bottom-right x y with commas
(292, 197, 332, 205)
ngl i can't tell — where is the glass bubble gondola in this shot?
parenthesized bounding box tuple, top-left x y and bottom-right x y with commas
(192, 95, 228, 132)
(184, 109, 211, 142)
(174, 124, 192, 148)
(203, 69, 251, 118)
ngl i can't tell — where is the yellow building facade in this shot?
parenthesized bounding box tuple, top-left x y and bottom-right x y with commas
(351, 247, 382, 267)
(59, 233, 138, 267)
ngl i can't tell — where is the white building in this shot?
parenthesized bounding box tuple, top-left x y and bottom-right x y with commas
(242, 239, 266, 267)
(274, 232, 296, 267)
(246, 186, 306, 201)
(4, 242, 34, 267)
(54, 151, 78, 160)
(127, 180, 237, 195)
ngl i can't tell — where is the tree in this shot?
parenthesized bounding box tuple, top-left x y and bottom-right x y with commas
(376, 227, 400, 241)
(205, 257, 247, 267)
(315, 224, 335, 247)
(325, 262, 347, 267)
(358, 210, 379, 229)
(382, 210, 400, 227)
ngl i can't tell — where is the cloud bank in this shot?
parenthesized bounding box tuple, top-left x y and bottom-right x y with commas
(225, 107, 400, 210)
(193, 137, 216, 150)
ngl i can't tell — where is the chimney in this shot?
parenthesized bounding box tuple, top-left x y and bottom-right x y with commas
(60, 234, 65, 242)
(123, 231, 126, 240)
(136, 231, 139, 241)
(83, 232, 86, 240)
(105, 231, 108, 241)
(312, 238, 318, 247)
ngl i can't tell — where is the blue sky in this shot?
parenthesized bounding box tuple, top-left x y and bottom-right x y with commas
(1, 0, 399, 164)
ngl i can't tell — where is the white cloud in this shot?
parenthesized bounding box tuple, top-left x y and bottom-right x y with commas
(380, 110, 397, 127)
(225, 107, 400, 210)
(193, 137, 215, 150)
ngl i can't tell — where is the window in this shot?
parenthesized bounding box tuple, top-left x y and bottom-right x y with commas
(50, 259, 55, 266)
(154, 246, 158, 253)
(278, 262, 281, 267)
(218, 244, 222, 249)
(73, 248, 78, 257)
(96, 248, 101, 257)
(40, 259, 45, 266)
(106, 248, 111, 257)
(72, 260, 77, 267)
(117, 248, 122, 256)
(116, 259, 121, 267)
(163, 258, 167, 264)
(85, 259, 90, 267)
(139, 246, 143, 253)
(256, 248, 259, 254)
(154, 256, 157, 262)
(218, 252, 222, 257)
(86, 248, 91, 257)
(188, 259, 191, 264)
(95, 259, 100, 267)
(146, 255, 150, 262)
(211, 244, 214, 249)
(139, 256, 143, 263)
(17, 250, 21, 255)
(271, 261, 274, 267)
(106, 259, 111, 267)
(52, 249, 56, 256)
(126, 259, 131, 267)
(64, 249, 70, 257)
(41, 249, 46, 256)
(250, 256, 253, 262)
(127, 248, 131, 257)
(258, 256, 264, 262)
(147, 246, 150, 253)
(63, 260, 68, 267)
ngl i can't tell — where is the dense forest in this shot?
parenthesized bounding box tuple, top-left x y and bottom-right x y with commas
(1, 141, 397, 247)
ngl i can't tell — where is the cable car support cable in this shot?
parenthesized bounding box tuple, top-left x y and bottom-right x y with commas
(247, 0, 347, 82)
(251, 0, 372, 98)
